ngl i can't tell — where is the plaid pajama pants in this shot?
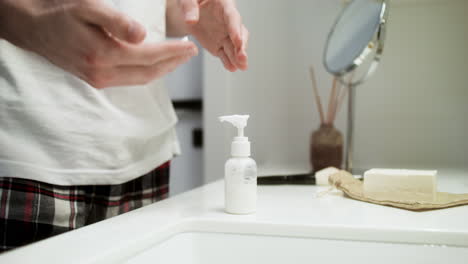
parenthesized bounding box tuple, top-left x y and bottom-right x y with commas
(0, 162, 170, 253)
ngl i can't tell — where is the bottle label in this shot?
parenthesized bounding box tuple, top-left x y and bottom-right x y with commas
(243, 165, 257, 184)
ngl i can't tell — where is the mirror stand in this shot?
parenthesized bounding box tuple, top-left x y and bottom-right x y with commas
(345, 82, 356, 172)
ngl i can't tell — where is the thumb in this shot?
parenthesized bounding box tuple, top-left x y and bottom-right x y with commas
(179, 0, 200, 24)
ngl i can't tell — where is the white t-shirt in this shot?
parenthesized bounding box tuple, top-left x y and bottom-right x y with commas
(0, 0, 181, 185)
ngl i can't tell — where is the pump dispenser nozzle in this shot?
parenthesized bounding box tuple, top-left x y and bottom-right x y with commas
(219, 115, 249, 137)
(219, 115, 251, 157)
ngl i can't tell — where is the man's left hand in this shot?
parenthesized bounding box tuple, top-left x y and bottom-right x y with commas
(178, 0, 248, 72)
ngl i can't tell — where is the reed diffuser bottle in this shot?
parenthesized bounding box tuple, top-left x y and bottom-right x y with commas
(309, 67, 350, 173)
(311, 124, 343, 173)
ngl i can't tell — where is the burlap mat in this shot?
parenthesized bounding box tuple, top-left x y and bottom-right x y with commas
(328, 170, 468, 211)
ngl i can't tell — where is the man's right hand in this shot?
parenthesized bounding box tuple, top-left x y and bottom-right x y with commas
(0, 0, 198, 88)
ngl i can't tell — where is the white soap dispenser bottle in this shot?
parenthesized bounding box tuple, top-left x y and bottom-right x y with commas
(219, 115, 257, 214)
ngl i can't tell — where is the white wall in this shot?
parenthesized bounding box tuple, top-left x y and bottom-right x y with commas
(353, 0, 468, 170)
(204, 0, 468, 183)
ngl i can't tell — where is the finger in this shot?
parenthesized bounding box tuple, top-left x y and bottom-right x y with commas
(223, 3, 243, 50)
(91, 54, 195, 88)
(239, 25, 249, 56)
(236, 25, 249, 70)
(117, 40, 198, 66)
(76, 1, 146, 44)
(218, 49, 236, 72)
(145, 54, 194, 80)
(86, 38, 198, 67)
(179, 0, 200, 24)
(222, 39, 240, 70)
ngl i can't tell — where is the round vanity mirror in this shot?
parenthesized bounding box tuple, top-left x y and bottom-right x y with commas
(324, 0, 388, 86)
(323, 0, 389, 171)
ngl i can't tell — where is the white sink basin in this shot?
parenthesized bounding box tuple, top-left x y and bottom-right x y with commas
(3, 175, 468, 264)
(124, 231, 468, 264)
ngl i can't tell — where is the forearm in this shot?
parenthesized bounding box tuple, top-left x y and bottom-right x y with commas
(166, 0, 189, 37)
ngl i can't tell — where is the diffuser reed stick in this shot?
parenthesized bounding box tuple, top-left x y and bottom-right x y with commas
(309, 66, 354, 126)
(326, 77, 338, 124)
(332, 71, 355, 122)
(330, 80, 342, 124)
(309, 66, 325, 124)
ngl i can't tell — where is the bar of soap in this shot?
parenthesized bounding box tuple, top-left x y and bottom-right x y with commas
(363, 169, 437, 202)
(315, 167, 340, 186)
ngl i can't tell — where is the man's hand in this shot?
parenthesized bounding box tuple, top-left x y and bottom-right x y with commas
(0, 0, 198, 88)
(168, 0, 248, 72)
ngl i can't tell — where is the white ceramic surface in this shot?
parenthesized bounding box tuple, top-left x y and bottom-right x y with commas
(1, 169, 468, 263)
(125, 232, 468, 264)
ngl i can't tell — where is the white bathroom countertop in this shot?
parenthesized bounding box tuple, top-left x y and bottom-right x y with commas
(2, 169, 468, 263)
